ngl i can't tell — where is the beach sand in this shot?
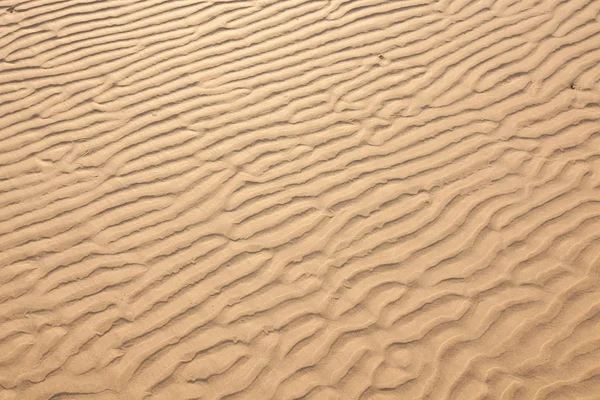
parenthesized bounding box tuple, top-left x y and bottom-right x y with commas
(1, 0, 600, 399)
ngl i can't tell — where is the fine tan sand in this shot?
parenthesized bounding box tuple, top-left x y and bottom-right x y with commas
(2, 0, 600, 399)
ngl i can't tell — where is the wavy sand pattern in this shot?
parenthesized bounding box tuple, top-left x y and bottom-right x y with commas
(2, 0, 600, 399)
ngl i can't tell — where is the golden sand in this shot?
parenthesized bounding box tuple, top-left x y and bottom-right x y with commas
(1, 0, 600, 399)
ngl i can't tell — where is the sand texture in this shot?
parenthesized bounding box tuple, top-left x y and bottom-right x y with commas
(2, 0, 600, 399)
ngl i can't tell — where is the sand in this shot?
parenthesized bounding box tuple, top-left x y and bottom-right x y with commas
(1, 0, 600, 399)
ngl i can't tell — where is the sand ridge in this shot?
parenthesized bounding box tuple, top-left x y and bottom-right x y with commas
(1, 0, 600, 399)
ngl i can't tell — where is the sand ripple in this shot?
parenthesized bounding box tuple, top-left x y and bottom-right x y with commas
(1, 0, 600, 399)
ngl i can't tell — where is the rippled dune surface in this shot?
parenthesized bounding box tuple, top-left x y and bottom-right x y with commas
(1, 0, 600, 399)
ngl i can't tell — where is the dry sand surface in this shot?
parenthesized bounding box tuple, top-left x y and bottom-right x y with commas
(2, 0, 600, 399)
